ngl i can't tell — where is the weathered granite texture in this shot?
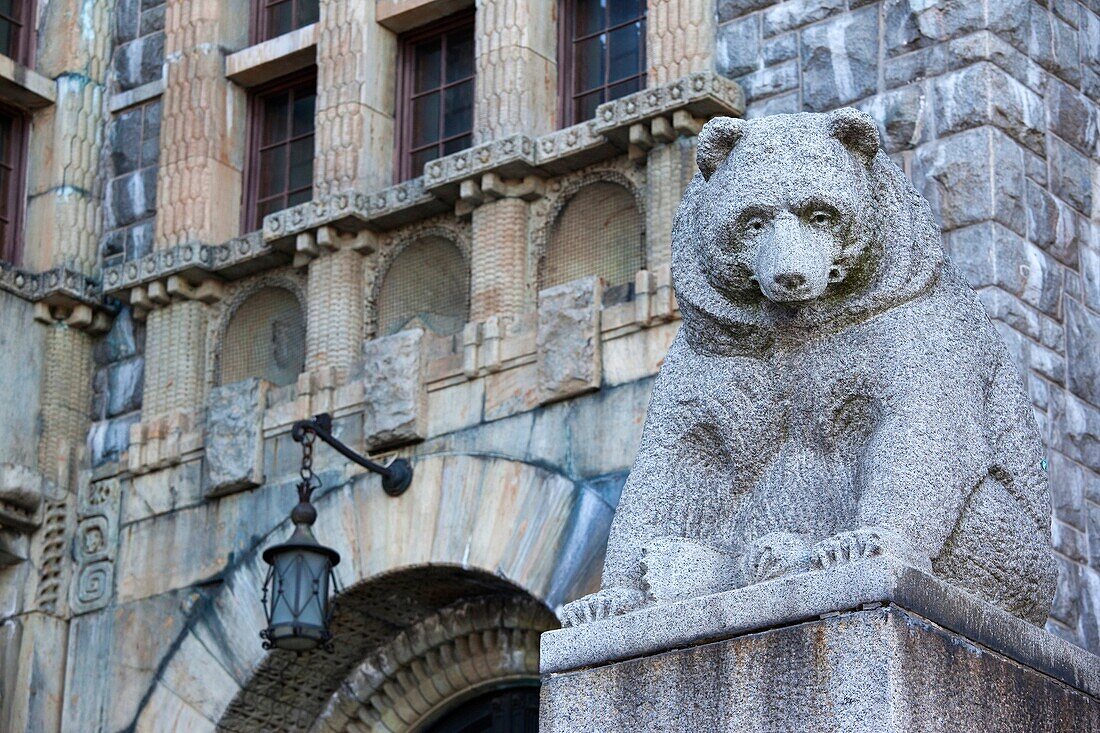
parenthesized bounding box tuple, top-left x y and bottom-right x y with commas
(562, 110, 1057, 628)
(361, 329, 427, 450)
(202, 378, 267, 496)
(542, 563, 1100, 732)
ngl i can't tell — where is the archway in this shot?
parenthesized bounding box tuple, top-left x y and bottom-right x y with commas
(130, 454, 611, 732)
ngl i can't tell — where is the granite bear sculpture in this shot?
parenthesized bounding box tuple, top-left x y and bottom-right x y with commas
(561, 109, 1057, 628)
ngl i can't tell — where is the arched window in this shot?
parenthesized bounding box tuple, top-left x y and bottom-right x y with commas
(541, 180, 643, 290)
(219, 286, 306, 386)
(377, 236, 469, 336)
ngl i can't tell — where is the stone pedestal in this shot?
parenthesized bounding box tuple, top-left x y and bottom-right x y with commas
(540, 559, 1100, 732)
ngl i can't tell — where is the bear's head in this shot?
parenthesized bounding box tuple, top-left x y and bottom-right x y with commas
(672, 109, 943, 352)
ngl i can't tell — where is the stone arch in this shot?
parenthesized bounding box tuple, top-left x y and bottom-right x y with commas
(366, 223, 472, 339)
(207, 272, 308, 389)
(532, 169, 646, 292)
(130, 453, 608, 732)
(308, 594, 553, 733)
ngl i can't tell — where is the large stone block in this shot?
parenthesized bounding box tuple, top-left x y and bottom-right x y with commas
(800, 7, 878, 111)
(541, 560, 1100, 732)
(1066, 299, 1100, 406)
(202, 378, 267, 497)
(361, 329, 428, 450)
(537, 276, 603, 404)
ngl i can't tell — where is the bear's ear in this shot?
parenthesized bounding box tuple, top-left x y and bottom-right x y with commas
(827, 108, 880, 164)
(696, 116, 744, 180)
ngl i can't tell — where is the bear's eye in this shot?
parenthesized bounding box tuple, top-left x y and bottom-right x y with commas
(810, 210, 832, 226)
(745, 218, 765, 232)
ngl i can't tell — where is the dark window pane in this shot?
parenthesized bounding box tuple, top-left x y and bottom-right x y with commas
(0, 18, 13, 58)
(410, 147, 438, 174)
(288, 137, 313, 190)
(608, 0, 642, 27)
(412, 92, 441, 147)
(288, 187, 311, 207)
(262, 92, 290, 143)
(442, 134, 471, 155)
(575, 89, 604, 122)
(574, 36, 605, 94)
(0, 167, 9, 213)
(575, 0, 605, 37)
(291, 91, 315, 136)
(266, 1, 293, 37)
(0, 117, 9, 163)
(608, 23, 642, 83)
(259, 146, 287, 198)
(258, 197, 284, 220)
(607, 76, 641, 101)
(414, 39, 442, 92)
(445, 28, 475, 83)
(443, 81, 472, 139)
(296, 0, 319, 27)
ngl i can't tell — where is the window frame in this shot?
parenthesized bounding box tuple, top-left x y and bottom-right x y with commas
(242, 67, 318, 233)
(0, 103, 28, 265)
(250, 0, 320, 45)
(394, 10, 476, 183)
(557, 0, 647, 127)
(0, 0, 36, 68)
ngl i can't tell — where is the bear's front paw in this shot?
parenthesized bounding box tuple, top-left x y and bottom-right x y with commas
(558, 587, 648, 628)
(741, 532, 813, 585)
(811, 527, 931, 572)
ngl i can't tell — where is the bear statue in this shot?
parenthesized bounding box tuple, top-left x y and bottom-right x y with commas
(561, 109, 1058, 628)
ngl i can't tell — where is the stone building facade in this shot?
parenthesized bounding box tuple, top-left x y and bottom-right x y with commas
(0, 0, 1096, 730)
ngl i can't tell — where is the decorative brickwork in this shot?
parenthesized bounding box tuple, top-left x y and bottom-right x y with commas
(314, 0, 396, 193)
(155, 0, 246, 249)
(470, 196, 529, 320)
(473, 0, 557, 141)
(647, 0, 715, 84)
(143, 300, 208, 417)
(306, 246, 363, 376)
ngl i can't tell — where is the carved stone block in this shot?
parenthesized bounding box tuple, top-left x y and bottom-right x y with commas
(537, 276, 603, 404)
(361, 329, 427, 450)
(202, 378, 267, 497)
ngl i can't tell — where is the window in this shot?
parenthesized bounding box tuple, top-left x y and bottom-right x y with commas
(377, 237, 469, 336)
(252, 0, 319, 44)
(0, 1, 34, 66)
(219, 287, 306, 387)
(245, 70, 316, 231)
(542, 181, 643, 290)
(560, 0, 646, 125)
(396, 13, 475, 181)
(0, 106, 26, 265)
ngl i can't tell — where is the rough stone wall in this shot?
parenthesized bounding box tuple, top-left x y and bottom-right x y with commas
(100, 101, 161, 266)
(114, 0, 167, 94)
(715, 0, 1100, 652)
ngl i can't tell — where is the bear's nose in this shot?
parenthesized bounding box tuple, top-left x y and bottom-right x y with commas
(773, 273, 806, 291)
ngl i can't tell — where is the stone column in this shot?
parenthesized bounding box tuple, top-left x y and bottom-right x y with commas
(473, 0, 557, 141)
(314, 0, 397, 194)
(541, 560, 1100, 731)
(471, 196, 529, 321)
(645, 136, 698, 271)
(306, 245, 365, 377)
(647, 0, 715, 85)
(142, 0, 247, 417)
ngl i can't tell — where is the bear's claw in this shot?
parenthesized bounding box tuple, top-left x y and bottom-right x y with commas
(558, 587, 648, 628)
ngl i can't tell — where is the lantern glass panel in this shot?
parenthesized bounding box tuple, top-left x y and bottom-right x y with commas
(266, 546, 333, 651)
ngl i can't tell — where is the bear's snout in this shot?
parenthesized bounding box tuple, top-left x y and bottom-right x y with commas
(754, 216, 832, 303)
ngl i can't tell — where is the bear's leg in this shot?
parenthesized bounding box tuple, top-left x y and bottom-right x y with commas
(933, 474, 1058, 625)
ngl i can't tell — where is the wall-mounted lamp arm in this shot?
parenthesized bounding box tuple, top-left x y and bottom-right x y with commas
(291, 413, 413, 496)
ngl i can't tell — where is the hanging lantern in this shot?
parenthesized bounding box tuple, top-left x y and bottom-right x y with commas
(258, 413, 412, 653)
(260, 500, 340, 652)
